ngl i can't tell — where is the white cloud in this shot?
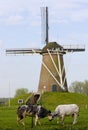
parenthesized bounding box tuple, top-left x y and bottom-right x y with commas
(5, 15, 24, 25)
(0, 0, 41, 26)
(69, 9, 88, 22)
(0, 0, 41, 16)
(0, 0, 88, 26)
(47, 0, 88, 23)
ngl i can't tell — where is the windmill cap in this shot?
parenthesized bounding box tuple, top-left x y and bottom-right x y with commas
(42, 42, 63, 52)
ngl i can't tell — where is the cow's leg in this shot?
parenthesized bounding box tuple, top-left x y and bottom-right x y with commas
(61, 115, 65, 125)
(35, 115, 38, 126)
(17, 116, 22, 124)
(35, 115, 41, 126)
(17, 117, 25, 126)
(73, 113, 78, 124)
(17, 116, 20, 124)
(17, 111, 26, 126)
(37, 118, 41, 125)
(56, 116, 59, 124)
(20, 119, 25, 126)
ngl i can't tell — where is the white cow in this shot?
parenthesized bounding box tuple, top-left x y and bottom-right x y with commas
(49, 104, 79, 125)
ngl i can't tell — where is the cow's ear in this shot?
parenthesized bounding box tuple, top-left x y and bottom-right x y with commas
(48, 110, 51, 113)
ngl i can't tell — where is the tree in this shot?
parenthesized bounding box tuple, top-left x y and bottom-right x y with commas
(83, 80, 88, 96)
(69, 80, 88, 96)
(14, 88, 29, 97)
(69, 81, 84, 94)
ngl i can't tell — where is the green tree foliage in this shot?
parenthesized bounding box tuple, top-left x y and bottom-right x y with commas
(69, 80, 88, 96)
(69, 81, 84, 93)
(83, 80, 88, 96)
(14, 88, 29, 97)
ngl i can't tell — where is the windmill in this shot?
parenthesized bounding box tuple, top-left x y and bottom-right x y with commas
(6, 7, 85, 93)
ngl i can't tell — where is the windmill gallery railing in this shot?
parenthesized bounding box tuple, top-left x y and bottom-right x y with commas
(63, 44, 85, 52)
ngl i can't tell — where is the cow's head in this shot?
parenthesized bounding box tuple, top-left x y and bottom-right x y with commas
(47, 110, 53, 120)
(48, 112, 58, 121)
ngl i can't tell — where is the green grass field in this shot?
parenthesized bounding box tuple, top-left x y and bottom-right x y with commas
(0, 92, 88, 130)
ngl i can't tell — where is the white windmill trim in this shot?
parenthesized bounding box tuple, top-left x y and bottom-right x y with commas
(42, 61, 62, 87)
(57, 52, 65, 90)
(47, 49, 60, 77)
(61, 62, 67, 88)
(62, 72, 67, 88)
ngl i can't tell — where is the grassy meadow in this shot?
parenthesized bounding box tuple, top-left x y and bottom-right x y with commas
(0, 92, 88, 130)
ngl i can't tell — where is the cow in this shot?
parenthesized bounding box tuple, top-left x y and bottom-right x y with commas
(17, 104, 51, 126)
(49, 104, 79, 125)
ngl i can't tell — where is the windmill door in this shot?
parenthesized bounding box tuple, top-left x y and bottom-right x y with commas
(52, 84, 57, 92)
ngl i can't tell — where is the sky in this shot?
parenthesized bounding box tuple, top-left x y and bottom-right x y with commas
(0, 0, 88, 98)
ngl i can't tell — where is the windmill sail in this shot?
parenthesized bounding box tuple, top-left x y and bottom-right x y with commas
(6, 48, 42, 54)
(41, 7, 49, 45)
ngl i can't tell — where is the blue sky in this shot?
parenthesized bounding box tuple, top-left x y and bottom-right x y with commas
(0, 0, 88, 97)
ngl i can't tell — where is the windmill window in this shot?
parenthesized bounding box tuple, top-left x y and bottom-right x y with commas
(59, 48, 63, 51)
(52, 48, 56, 50)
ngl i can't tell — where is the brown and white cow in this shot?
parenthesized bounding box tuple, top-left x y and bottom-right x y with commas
(17, 104, 51, 126)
